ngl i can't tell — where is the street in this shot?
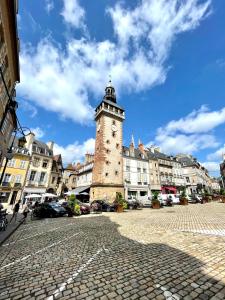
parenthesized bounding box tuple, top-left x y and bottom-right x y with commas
(0, 203, 225, 300)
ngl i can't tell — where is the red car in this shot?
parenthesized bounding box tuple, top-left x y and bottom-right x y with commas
(77, 200, 90, 214)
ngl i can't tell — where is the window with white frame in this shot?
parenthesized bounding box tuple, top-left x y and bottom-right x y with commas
(29, 170, 36, 181)
(15, 174, 22, 183)
(3, 173, 11, 182)
(20, 160, 26, 169)
(40, 172, 46, 183)
(7, 159, 16, 168)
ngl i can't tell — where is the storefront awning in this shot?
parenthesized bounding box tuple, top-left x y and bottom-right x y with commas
(67, 185, 90, 196)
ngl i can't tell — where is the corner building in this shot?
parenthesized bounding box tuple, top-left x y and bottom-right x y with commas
(90, 81, 125, 202)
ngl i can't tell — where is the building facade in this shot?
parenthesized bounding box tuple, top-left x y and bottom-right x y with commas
(0, 0, 20, 167)
(177, 154, 211, 194)
(123, 142, 150, 201)
(0, 140, 30, 206)
(21, 133, 59, 201)
(220, 155, 225, 189)
(90, 80, 125, 202)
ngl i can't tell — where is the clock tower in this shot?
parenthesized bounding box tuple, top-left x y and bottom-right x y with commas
(90, 80, 125, 202)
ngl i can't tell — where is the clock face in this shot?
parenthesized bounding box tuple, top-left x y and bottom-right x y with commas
(111, 124, 117, 132)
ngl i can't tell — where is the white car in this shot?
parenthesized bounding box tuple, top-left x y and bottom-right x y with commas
(158, 194, 179, 205)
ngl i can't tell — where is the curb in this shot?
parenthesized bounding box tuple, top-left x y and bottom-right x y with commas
(0, 219, 24, 247)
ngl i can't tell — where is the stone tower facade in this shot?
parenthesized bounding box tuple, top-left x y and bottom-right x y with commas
(90, 80, 125, 202)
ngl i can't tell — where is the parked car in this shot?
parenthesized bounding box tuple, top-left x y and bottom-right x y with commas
(32, 202, 67, 218)
(76, 200, 90, 214)
(158, 194, 180, 206)
(90, 200, 116, 212)
(126, 198, 143, 209)
(189, 194, 202, 203)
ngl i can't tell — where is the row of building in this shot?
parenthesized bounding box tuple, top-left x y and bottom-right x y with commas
(62, 81, 221, 203)
(0, 133, 64, 205)
(63, 143, 221, 203)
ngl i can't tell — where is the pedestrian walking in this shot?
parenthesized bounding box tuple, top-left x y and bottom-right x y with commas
(10, 201, 20, 222)
(0, 199, 3, 211)
(22, 204, 29, 223)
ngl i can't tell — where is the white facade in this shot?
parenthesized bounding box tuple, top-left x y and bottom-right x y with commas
(76, 163, 93, 187)
(123, 156, 150, 201)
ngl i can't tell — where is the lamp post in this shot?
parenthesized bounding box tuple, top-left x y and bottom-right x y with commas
(0, 127, 31, 186)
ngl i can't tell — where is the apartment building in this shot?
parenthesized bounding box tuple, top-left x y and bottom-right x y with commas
(177, 154, 211, 194)
(0, 139, 30, 206)
(48, 154, 63, 196)
(0, 0, 20, 167)
(22, 133, 58, 201)
(123, 142, 150, 201)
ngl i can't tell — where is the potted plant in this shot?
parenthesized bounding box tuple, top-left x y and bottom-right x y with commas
(219, 189, 225, 203)
(202, 190, 210, 203)
(179, 190, 188, 205)
(151, 192, 161, 209)
(74, 203, 81, 216)
(115, 192, 125, 213)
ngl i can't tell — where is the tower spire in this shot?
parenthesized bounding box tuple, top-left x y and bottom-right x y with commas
(131, 134, 135, 147)
(104, 75, 116, 103)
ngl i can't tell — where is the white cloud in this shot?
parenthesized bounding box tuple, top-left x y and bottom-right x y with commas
(161, 106, 225, 135)
(201, 161, 220, 173)
(31, 127, 45, 139)
(61, 0, 85, 29)
(148, 106, 225, 155)
(20, 100, 38, 118)
(18, 0, 211, 125)
(207, 144, 225, 161)
(45, 0, 54, 13)
(54, 138, 95, 165)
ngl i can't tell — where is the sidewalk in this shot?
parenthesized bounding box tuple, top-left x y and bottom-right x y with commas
(0, 211, 24, 246)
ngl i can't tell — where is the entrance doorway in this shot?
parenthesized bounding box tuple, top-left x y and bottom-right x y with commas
(10, 191, 18, 205)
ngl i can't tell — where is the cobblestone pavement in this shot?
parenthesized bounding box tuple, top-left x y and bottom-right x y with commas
(0, 202, 225, 299)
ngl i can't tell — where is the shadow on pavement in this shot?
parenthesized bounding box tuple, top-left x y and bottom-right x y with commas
(0, 215, 225, 300)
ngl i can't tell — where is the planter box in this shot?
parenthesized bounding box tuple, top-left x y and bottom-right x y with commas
(116, 205, 124, 213)
(152, 202, 161, 209)
(179, 198, 188, 205)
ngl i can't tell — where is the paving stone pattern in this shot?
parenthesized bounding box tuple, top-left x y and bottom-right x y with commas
(0, 203, 225, 299)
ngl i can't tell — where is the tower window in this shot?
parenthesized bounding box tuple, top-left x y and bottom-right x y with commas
(112, 132, 116, 137)
(115, 171, 118, 176)
(105, 173, 108, 177)
(106, 149, 110, 154)
(106, 160, 110, 165)
(116, 143, 119, 149)
(118, 161, 121, 165)
(106, 140, 110, 144)
(112, 120, 116, 125)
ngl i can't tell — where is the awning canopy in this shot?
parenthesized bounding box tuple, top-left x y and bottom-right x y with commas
(25, 194, 42, 199)
(65, 186, 90, 196)
(162, 186, 177, 192)
(42, 193, 58, 198)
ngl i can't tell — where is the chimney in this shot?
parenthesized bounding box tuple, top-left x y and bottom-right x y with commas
(85, 153, 94, 163)
(25, 132, 35, 152)
(138, 140, 145, 154)
(47, 141, 54, 151)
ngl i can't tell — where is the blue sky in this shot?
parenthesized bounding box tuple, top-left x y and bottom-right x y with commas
(17, 0, 225, 175)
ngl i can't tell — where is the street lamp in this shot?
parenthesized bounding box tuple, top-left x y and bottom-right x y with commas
(0, 126, 31, 185)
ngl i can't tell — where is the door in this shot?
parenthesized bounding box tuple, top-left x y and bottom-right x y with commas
(10, 191, 18, 205)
